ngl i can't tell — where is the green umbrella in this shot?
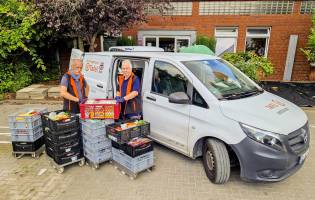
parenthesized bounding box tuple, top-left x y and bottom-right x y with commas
(179, 45, 215, 56)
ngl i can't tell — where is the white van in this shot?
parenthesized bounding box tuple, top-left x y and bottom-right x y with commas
(74, 49, 310, 184)
(109, 46, 164, 52)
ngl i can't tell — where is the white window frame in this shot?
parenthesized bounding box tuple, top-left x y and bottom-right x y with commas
(143, 36, 158, 47)
(215, 27, 238, 55)
(245, 27, 271, 57)
(143, 36, 191, 52)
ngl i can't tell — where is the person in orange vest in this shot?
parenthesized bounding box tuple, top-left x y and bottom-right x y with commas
(60, 59, 89, 113)
(115, 60, 142, 119)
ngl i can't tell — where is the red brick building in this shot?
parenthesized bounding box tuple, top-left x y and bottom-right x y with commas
(61, 0, 315, 81)
(122, 0, 314, 81)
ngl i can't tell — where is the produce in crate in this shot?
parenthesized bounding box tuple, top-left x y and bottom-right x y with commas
(47, 112, 70, 122)
(128, 137, 151, 147)
(115, 120, 147, 131)
(80, 98, 119, 119)
(18, 110, 40, 117)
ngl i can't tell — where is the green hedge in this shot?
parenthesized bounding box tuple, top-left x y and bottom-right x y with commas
(222, 52, 274, 81)
(0, 61, 32, 93)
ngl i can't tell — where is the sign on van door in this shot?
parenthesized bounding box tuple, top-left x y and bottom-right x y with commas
(81, 53, 112, 98)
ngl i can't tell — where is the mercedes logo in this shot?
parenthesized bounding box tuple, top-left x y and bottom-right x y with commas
(300, 128, 308, 144)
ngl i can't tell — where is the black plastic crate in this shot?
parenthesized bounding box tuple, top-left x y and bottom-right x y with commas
(44, 127, 81, 144)
(125, 140, 153, 158)
(111, 138, 153, 158)
(46, 146, 83, 165)
(106, 120, 150, 144)
(12, 136, 45, 152)
(45, 137, 81, 155)
(111, 140, 120, 149)
(41, 110, 79, 132)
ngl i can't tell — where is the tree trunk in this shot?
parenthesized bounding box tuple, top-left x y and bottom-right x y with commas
(89, 33, 98, 52)
(78, 38, 84, 51)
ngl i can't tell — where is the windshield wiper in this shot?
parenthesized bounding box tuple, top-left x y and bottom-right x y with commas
(219, 89, 263, 100)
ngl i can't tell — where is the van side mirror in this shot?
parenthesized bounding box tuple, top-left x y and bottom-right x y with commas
(169, 92, 190, 104)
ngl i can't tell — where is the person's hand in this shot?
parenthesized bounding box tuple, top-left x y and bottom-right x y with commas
(116, 97, 125, 103)
(79, 98, 87, 104)
(114, 96, 120, 101)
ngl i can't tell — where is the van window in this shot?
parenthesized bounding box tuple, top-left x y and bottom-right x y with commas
(182, 59, 262, 100)
(151, 61, 188, 96)
(193, 88, 208, 108)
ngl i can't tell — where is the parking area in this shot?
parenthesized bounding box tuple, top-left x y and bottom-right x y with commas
(0, 102, 314, 200)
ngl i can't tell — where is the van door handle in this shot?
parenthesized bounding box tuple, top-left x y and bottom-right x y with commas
(146, 96, 156, 101)
(96, 84, 103, 88)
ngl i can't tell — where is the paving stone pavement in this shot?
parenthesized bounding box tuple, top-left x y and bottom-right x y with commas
(0, 103, 314, 200)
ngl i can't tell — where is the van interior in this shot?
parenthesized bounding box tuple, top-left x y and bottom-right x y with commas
(113, 57, 149, 118)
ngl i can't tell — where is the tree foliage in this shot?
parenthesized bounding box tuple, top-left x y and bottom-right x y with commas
(222, 52, 274, 81)
(37, 0, 170, 52)
(0, 0, 49, 70)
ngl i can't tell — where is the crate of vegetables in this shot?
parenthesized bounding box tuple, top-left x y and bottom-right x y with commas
(112, 137, 153, 158)
(106, 120, 150, 145)
(41, 110, 79, 132)
(8, 108, 47, 130)
(79, 99, 120, 120)
(124, 137, 153, 158)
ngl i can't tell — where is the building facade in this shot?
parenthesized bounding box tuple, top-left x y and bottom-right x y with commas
(121, 0, 314, 81)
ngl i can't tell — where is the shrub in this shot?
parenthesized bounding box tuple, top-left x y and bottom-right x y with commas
(222, 52, 274, 81)
(31, 60, 60, 83)
(195, 35, 216, 53)
(0, 61, 32, 93)
(301, 10, 315, 63)
(116, 36, 136, 46)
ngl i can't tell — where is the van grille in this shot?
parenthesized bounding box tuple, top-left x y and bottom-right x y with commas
(287, 123, 310, 155)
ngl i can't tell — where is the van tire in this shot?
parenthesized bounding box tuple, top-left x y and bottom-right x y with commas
(202, 138, 230, 184)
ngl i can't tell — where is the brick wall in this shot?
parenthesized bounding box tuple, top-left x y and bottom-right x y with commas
(123, 1, 313, 81)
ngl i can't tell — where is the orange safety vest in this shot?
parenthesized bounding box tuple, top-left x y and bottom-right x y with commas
(63, 71, 86, 113)
(118, 73, 141, 115)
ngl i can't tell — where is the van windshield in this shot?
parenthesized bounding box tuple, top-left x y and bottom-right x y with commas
(182, 59, 263, 100)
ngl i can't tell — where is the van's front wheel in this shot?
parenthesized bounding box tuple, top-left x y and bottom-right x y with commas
(203, 138, 230, 184)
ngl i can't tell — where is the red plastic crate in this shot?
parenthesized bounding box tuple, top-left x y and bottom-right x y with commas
(80, 99, 120, 119)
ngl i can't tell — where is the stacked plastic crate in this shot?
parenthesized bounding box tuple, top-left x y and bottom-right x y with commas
(41, 110, 84, 173)
(8, 108, 47, 158)
(79, 99, 119, 169)
(106, 119, 154, 179)
(81, 119, 114, 169)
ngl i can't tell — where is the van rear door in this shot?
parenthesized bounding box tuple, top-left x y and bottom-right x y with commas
(81, 53, 113, 98)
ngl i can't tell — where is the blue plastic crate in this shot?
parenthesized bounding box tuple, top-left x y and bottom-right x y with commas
(80, 119, 114, 137)
(8, 108, 47, 129)
(9, 123, 43, 136)
(83, 145, 112, 164)
(11, 126, 43, 142)
(112, 147, 154, 174)
(82, 133, 111, 151)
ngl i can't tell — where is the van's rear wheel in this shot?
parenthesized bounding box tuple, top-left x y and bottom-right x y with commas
(203, 138, 230, 184)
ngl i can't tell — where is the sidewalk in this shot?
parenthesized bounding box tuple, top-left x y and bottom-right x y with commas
(0, 102, 314, 200)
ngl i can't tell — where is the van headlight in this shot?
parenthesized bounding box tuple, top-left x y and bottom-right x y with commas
(240, 123, 286, 152)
